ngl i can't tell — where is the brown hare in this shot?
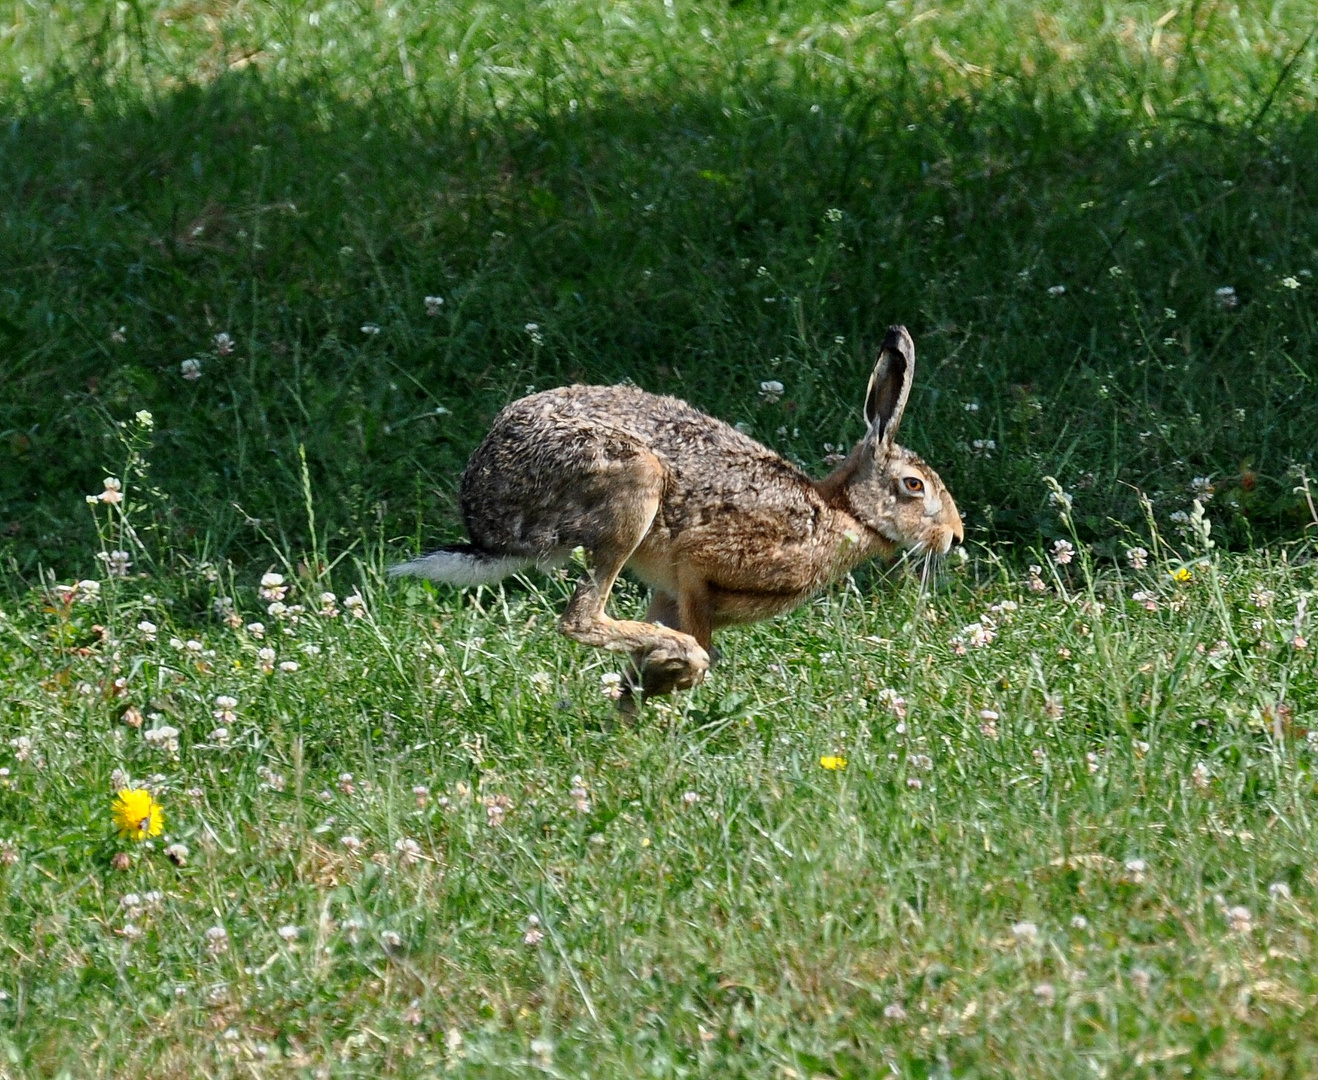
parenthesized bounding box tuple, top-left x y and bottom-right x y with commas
(392, 325, 962, 706)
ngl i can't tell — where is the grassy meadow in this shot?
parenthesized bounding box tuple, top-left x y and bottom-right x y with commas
(3, 1, 1318, 1075)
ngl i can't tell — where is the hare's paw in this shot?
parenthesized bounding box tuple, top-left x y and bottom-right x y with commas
(639, 635, 710, 697)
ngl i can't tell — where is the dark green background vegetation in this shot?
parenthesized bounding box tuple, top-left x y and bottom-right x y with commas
(3, 1, 1316, 581)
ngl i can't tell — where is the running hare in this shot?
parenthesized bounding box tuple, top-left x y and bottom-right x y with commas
(392, 325, 962, 706)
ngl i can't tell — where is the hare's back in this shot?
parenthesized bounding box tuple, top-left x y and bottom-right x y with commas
(460, 385, 820, 564)
(457, 385, 714, 556)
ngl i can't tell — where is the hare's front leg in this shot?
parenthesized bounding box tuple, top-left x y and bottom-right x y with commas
(625, 582, 717, 700)
(554, 457, 709, 700)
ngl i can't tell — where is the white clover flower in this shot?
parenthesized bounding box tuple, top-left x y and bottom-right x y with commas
(758, 380, 784, 403)
(1226, 905, 1252, 933)
(963, 401, 980, 412)
(209, 727, 230, 745)
(524, 322, 544, 347)
(394, 837, 422, 866)
(258, 573, 288, 602)
(98, 549, 132, 577)
(180, 358, 202, 381)
(1214, 285, 1238, 310)
(876, 688, 908, 719)
(1070, 915, 1088, 930)
(1269, 882, 1292, 900)
(1126, 546, 1148, 570)
(1047, 284, 1066, 296)
(484, 794, 512, 827)
(380, 930, 402, 948)
(214, 332, 234, 355)
(143, 726, 180, 755)
(1011, 921, 1039, 945)
(245, 622, 265, 639)
(1282, 276, 1301, 290)
(956, 621, 996, 649)
(165, 842, 189, 866)
(341, 835, 364, 853)
(137, 620, 158, 640)
(682, 790, 700, 806)
(361, 323, 381, 336)
(205, 925, 229, 953)
(883, 1002, 907, 1020)
(277, 925, 299, 942)
(278, 660, 299, 673)
(1051, 539, 1074, 565)
(568, 775, 591, 813)
(599, 671, 624, 701)
(72, 580, 102, 605)
(424, 295, 445, 316)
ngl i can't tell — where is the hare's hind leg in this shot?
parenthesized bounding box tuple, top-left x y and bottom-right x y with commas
(556, 460, 709, 698)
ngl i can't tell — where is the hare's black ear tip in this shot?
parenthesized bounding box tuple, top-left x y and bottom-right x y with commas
(882, 325, 914, 356)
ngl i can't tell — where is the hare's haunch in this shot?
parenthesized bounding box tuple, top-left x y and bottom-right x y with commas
(392, 325, 963, 707)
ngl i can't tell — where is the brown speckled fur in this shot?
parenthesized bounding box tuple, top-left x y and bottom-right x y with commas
(410, 325, 962, 706)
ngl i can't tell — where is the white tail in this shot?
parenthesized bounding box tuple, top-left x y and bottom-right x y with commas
(388, 548, 532, 587)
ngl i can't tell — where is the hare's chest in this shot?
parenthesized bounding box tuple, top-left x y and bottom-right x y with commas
(634, 494, 870, 598)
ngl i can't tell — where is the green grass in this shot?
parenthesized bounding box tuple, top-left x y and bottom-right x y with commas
(4, 505, 1318, 1076)
(3, 1, 1318, 1076)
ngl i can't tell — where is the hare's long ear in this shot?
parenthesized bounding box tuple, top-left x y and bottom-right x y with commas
(864, 324, 916, 447)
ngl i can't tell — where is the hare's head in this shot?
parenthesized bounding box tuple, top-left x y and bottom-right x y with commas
(844, 326, 963, 555)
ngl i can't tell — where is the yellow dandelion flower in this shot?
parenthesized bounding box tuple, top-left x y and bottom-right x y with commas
(819, 755, 848, 771)
(112, 788, 164, 842)
(1170, 567, 1192, 583)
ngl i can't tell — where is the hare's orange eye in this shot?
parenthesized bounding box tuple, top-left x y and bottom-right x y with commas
(902, 476, 925, 494)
